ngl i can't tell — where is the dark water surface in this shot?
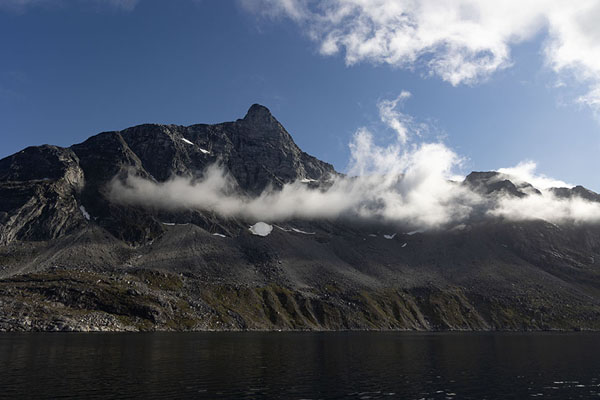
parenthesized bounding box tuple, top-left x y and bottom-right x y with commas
(1, 332, 600, 399)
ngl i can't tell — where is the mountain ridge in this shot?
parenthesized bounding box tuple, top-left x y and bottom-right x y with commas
(1, 105, 600, 332)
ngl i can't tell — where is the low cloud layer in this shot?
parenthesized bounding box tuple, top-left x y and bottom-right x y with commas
(241, 0, 600, 113)
(490, 192, 600, 223)
(108, 93, 600, 230)
(109, 141, 482, 229)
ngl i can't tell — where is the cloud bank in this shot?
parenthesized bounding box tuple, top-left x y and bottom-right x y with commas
(109, 140, 482, 229)
(241, 0, 600, 112)
(108, 93, 600, 230)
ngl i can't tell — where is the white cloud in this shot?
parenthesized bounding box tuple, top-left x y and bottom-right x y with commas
(109, 135, 600, 228)
(243, 0, 600, 112)
(544, 0, 600, 110)
(497, 161, 572, 190)
(377, 90, 412, 143)
(109, 139, 480, 229)
(489, 191, 600, 223)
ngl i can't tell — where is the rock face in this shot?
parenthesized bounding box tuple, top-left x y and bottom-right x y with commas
(551, 185, 600, 202)
(0, 145, 85, 244)
(464, 171, 541, 197)
(1, 104, 600, 332)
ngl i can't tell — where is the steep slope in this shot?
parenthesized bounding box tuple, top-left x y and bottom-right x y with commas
(0, 145, 85, 244)
(1, 105, 600, 332)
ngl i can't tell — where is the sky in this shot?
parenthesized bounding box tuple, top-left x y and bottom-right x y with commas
(1, 0, 599, 191)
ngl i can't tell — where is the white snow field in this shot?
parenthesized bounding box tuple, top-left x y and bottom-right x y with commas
(249, 222, 273, 237)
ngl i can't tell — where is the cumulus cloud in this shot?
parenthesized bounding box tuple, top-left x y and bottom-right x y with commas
(242, 0, 600, 112)
(108, 93, 600, 229)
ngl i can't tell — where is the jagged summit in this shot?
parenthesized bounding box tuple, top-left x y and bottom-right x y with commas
(242, 103, 275, 124)
(238, 103, 290, 142)
(464, 171, 541, 197)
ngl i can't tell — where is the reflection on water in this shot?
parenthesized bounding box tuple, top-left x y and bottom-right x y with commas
(1, 332, 600, 399)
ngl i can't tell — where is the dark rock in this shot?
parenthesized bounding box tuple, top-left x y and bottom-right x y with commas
(550, 185, 600, 202)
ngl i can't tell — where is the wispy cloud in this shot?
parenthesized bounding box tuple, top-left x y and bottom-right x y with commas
(241, 0, 600, 114)
(376, 90, 412, 144)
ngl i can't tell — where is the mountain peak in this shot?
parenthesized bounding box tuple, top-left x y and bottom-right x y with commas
(242, 104, 277, 126)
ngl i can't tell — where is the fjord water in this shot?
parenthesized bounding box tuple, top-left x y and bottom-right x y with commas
(1, 333, 599, 399)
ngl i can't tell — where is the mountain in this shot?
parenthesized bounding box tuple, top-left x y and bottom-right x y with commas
(0, 105, 335, 245)
(1, 105, 600, 332)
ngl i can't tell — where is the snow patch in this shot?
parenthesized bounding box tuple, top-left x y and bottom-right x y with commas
(406, 230, 421, 235)
(384, 233, 396, 239)
(401, 242, 408, 248)
(291, 228, 315, 235)
(212, 233, 227, 238)
(180, 137, 210, 154)
(249, 222, 273, 237)
(368, 234, 377, 237)
(162, 222, 176, 226)
(274, 225, 315, 235)
(300, 178, 317, 183)
(79, 205, 90, 221)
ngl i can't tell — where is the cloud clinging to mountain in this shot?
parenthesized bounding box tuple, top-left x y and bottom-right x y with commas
(108, 93, 600, 229)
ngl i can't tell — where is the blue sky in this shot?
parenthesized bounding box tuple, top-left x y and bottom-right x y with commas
(1, 0, 599, 190)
